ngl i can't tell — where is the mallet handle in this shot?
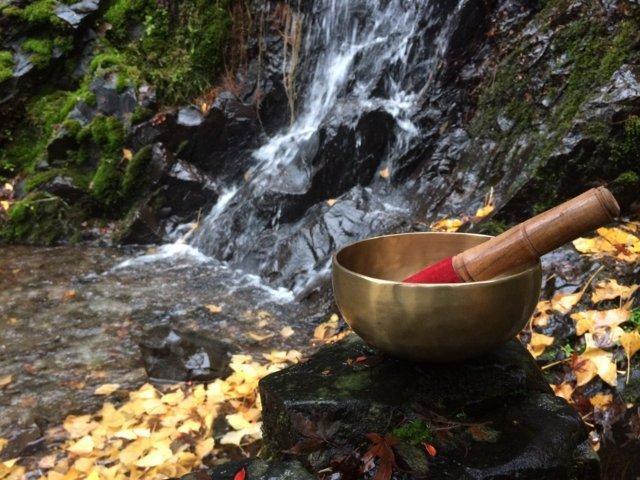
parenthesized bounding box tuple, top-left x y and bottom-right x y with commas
(452, 187, 620, 281)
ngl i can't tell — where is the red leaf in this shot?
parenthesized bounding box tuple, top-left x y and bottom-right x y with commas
(355, 355, 368, 363)
(233, 467, 246, 480)
(364, 433, 397, 480)
(422, 442, 437, 457)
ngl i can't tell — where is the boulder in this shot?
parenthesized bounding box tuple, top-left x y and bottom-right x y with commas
(138, 326, 232, 382)
(42, 175, 86, 203)
(181, 459, 314, 480)
(259, 335, 599, 479)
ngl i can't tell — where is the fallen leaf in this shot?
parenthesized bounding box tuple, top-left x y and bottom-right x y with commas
(363, 433, 397, 480)
(467, 424, 500, 443)
(620, 330, 640, 383)
(68, 435, 94, 455)
(136, 446, 173, 468)
(62, 290, 77, 301)
(94, 383, 120, 395)
(38, 454, 57, 469)
(422, 442, 437, 457)
(570, 309, 630, 336)
(314, 314, 339, 342)
(430, 218, 463, 232)
(234, 467, 247, 480)
(122, 148, 133, 160)
(379, 167, 390, 178)
(527, 332, 554, 358)
(0, 375, 12, 388)
(575, 334, 618, 387)
(591, 279, 638, 304)
(326, 198, 337, 207)
(475, 204, 494, 218)
(247, 331, 274, 341)
(204, 304, 222, 314)
(280, 326, 295, 338)
(589, 393, 613, 410)
(552, 382, 574, 402)
(551, 291, 583, 314)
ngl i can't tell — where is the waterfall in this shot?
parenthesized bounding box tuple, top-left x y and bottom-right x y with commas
(190, 0, 466, 291)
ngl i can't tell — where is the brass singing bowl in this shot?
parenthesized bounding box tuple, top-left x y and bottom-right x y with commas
(332, 232, 542, 362)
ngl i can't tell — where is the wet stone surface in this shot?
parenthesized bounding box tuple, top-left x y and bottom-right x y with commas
(259, 335, 599, 479)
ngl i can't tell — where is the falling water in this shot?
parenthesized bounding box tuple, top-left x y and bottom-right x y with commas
(188, 0, 466, 293)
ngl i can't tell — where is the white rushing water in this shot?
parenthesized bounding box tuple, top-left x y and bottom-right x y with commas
(125, 0, 467, 299)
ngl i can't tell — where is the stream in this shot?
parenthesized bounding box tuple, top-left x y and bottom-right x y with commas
(0, 245, 330, 454)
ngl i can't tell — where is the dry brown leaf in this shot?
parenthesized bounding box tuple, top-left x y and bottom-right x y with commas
(527, 332, 554, 358)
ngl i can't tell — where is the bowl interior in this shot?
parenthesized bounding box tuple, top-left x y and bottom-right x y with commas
(336, 232, 505, 282)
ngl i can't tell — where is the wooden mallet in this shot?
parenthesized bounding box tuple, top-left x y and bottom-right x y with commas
(403, 187, 620, 284)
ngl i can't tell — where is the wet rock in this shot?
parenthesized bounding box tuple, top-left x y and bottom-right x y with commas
(67, 101, 96, 126)
(55, 0, 100, 28)
(161, 159, 218, 218)
(91, 74, 137, 119)
(177, 106, 204, 127)
(259, 335, 597, 479)
(181, 459, 314, 480)
(47, 126, 79, 161)
(138, 326, 232, 382)
(0, 414, 41, 461)
(42, 176, 86, 203)
(114, 196, 163, 245)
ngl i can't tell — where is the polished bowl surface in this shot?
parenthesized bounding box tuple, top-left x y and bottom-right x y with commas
(332, 232, 542, 361)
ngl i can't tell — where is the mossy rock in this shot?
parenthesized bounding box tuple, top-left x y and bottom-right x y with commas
(0, 192, 81, 245)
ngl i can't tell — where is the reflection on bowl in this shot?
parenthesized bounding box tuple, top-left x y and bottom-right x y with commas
(332, 232, 542, 361)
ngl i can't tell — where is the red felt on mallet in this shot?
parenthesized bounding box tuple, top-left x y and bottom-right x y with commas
(403, 187, 620, 284)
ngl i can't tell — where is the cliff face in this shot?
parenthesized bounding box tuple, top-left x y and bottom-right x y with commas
(0, 0, 639, 288)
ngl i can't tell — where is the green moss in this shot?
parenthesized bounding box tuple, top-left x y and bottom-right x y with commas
(131, 106, 153, 124)
(122, 145, 152, 198)
(1, 192, 76, 245)
(22, 38, 54, 68)
(91, 155, 122, 211)
(86, 115, 124, 155)
(0, 50, 14, 82)
(3, 0, 62, 26)
(392, 420, 433, 446)
(103, 0, 148, 41)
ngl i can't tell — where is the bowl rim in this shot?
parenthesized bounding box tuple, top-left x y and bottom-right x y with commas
(332, 231, 542, 287)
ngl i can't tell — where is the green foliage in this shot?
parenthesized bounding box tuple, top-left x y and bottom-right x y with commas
(392, 420, 433, 446)
(103, 0, 148, 41)
(122, 145, 152, 198)
(22, 38, 54, 68)
(87, 115, 124, 155)
(630, 309, 640, 328)
(131, 106, 153, 124)
(1, 192, 75, 245)
(0, 50, 14, 82)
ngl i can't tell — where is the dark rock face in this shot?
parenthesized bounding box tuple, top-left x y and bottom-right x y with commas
(42, 176, 86, 203)
(91, 75, 138, 120)
(138, 326, 232, 382)
(181, 459, 314, 480)
(259, 335, 598, 479)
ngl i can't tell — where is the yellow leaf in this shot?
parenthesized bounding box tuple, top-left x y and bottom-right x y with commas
(570, 309, 630, 335)
(527, 332, 554, 358)
(475, 204, 494, 218)
(0, 438, 7, 453)
(94, 383, 120, 395)
(247, 331, 274, 341)
(379, 167, 390, 178)
(64, 416, 98, 438)
(572, 237, 616, 255)
(314, 314, 339, 341)
(591, 279, 638, 304)
(195, 437, 214, 459)
(68, 435, 94, 455)
(621, 330, 640, 383)
(326, 198, 337, 207)
(85, 471, 100, 480)
(219, 422, 262, 446)
(226, 413, 253, 431)
(204, 304, 222, 314)
(280, 326, 295, 338)
(0, 375, 12, 388)
(551, 382, 574, 402)
(72, 457, 94, 473)
(0, 200, 10, 212)
(122, 148, 133, 161)
(579, 334, 618, 387)
(430, 218, 463, 232)
(551, 291, 583, 314)
(135, 446, 173, 468)
(589, 393, 613, 410)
